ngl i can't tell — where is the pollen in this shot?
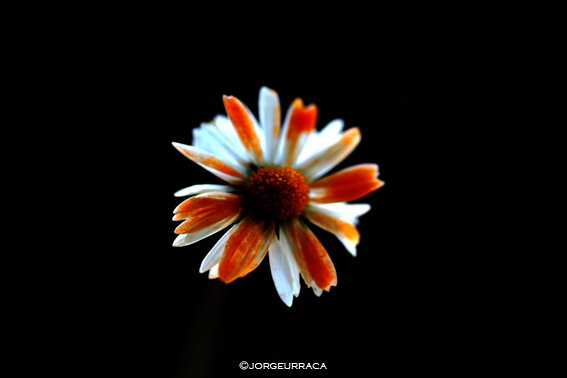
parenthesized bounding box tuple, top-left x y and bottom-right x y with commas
(243, 166, 310, 220)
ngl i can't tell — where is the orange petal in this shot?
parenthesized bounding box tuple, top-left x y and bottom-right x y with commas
(173, 193, 244, 233)
(280, 98, 318, 167)
(172, 143, 247, 185)
(285, 218, 337, 291)
(223, 95, 264, 165)
(309, 164, 384, 203)
(218, 215, 276, 283)
(303, 206, 360, 245)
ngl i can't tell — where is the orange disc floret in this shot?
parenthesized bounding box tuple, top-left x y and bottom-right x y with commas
(243, 167, 310, 220)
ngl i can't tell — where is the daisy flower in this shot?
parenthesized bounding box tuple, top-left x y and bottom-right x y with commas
(172, 87, 384, 306)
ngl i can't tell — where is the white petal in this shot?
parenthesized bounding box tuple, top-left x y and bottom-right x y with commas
(318, 119, 344, 141)
(307, 202, 371, 221)
(208, 264, 219, 279)
(294, 132, 317, 166)
(297, 119, 344, 165)
(268, 237, 294, 307)
(259, 87, 281, 165)
(194, 123, 250, 167)
(174, 184, 236, 197)
(339, 238, 357, 257)
(278, 225, 301, 297)
(199, 224, 236, 272)
(213, 115, 249, 161)
(193, 123, 233, 164)
(296, 128, 361, 182)
(312, 282, 323, 297)
(172, 213, 239, 247)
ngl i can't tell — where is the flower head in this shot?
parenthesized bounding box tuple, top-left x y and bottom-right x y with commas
(172, 87, 384, 306)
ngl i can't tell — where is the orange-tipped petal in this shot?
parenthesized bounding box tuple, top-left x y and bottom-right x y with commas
(223, 95, 264, 165)
(284, 218, 337, 291)
(297, 127, 361, 182)
(218, 215, 276, 283)
(279, 98, 318, 167)
(309, 164, 384, 204)
(173, 193, 244, 233)
(172, 142, 247, 185)
(303, 205, 360, 256)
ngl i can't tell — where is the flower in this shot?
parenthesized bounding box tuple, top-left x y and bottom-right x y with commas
(172, 87, 384, 306)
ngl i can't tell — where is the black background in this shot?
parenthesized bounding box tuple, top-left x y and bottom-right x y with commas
(92, 39, 491, 377)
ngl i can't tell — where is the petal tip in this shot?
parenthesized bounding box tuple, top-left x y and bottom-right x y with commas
(172, 142, 190, 154)
(280, 293, 293, 307)
(292, 97, 304, 107)
(222, 94, 235, 105)
(260, 86, 276, 95)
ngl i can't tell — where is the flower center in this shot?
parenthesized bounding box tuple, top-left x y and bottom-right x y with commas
(243, 166, 310, 220)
